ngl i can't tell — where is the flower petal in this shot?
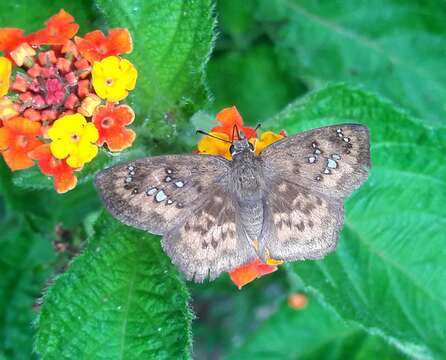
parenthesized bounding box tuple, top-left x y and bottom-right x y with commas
(0, 127, 10, 150)
(0, 57, 12, 97)
(82, 122, 99, 142)
(106, 128, 136, 152)
(197, 131, 231, 160)
(4, 117, 41, 135)
(228, 259, 277, 289)
(216, 106, 243, 128)
(255, 131, 285, 154)
(54, 171, 77, 193)
(2, 148, 34, 170)
(50, 139, 71, 159)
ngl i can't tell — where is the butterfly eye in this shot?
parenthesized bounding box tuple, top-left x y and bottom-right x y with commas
(248, 142, 255, 151)
(229, 144, 235, 155)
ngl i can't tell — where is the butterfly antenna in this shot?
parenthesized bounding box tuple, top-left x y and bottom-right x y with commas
(231, 124, 237, 141)
(231, 124, 242, 140)
(196, 130, 232, 143)
(254, 123, 262, 132)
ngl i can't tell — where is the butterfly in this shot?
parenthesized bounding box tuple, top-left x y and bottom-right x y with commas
(94, 124, 370, 282)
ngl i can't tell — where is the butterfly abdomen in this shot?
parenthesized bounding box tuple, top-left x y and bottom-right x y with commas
(239, 199, 264, 243)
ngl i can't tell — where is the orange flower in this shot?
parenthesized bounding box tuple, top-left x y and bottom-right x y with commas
(0, 117, 43, 170)
(287, 293, 308, 310)
(75, 28, 133, 64)
(28, 144, 77, 193)
(212, 106, 257, 140)
(0, 28, 28, 59)
(93, 102, 136, 151)
(31, 9, 79, 46)
(229, 259, 278, 289)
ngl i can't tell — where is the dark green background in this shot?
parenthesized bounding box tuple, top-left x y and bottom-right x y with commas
(1, 1, 445, 359)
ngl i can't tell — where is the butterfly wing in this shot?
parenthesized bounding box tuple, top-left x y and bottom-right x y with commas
(261, 124, 370, 198)
(258, 124, 370, 261)
(162, 187, 257, 282)
(94, 154, 230, 235)
(259, 179, 343, 261)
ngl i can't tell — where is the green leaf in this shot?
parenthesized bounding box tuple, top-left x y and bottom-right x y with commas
(207, 44, 307, 124)
(36, 212, 192, 359)
(215, 0, 260, 50)
(95, 0, 216, 138)
(263, 84, 446, 359)
(228, 297, 405, 360)
(0, 0, 96, 34)
(256, 0, 446, 126)
(190, 268, 289, 358)
(0, 217, 54, 360)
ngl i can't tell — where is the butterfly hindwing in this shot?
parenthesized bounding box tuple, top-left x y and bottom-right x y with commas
(94, 154, 230, 235)
(162, 187, 257, 282)
(261, 124, 370, 198)
(259, 179, 344, 261)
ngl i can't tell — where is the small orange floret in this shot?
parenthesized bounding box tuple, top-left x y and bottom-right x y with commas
(75, 28, 133, 64)
(31, 9, 79, 46)
(0, 28, 28, 59)
(212, 106, 257, 140)
(28, 144, 77, 193)
(0, 117, 43, 170)
(93, 102, 135, 152)
(287, 293, 308, 310)
(229, 259, 277, 289)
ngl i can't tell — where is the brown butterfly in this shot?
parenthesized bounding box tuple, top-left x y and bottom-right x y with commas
(95, 124, 370, 282)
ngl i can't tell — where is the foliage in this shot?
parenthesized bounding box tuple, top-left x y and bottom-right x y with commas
(1, 0, 445, 359)
(36, 212, 192, 359)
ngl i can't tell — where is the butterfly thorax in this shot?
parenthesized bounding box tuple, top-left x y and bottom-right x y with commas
(230, 150, 264, 199)
(230, 149, 265, 242)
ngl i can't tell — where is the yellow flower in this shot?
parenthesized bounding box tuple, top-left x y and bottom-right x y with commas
(0, 96, 18, 120)
(253, 131, 284, 154)
(48, 113, 99, 168)
(197, 131, 231, 160)
(78, 94, 101, 117)
(10, 43, 36, 67)
(92, 56, 137, 101)
(0, 57, 12, 97)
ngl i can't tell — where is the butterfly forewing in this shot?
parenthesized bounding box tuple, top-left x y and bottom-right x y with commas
(162, 187, 257, 282)
(94, 154, 230, 235)
(261, 124, 370, 198)
(258, 124, 370, 261)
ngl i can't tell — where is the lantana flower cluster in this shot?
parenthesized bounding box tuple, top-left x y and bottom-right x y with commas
(197, 106, 286, 289)
(0, 10, 137, 193)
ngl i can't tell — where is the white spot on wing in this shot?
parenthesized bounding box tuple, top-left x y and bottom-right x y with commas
(146, 187, 157, 196)
(155, 190, 167, 202)
(327, 159, 337, 169)
(214, 196, 223, 203)
(175, 180, 184, 188)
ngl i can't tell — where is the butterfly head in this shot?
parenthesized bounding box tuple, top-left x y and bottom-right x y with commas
(229, 135, 255, 157)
